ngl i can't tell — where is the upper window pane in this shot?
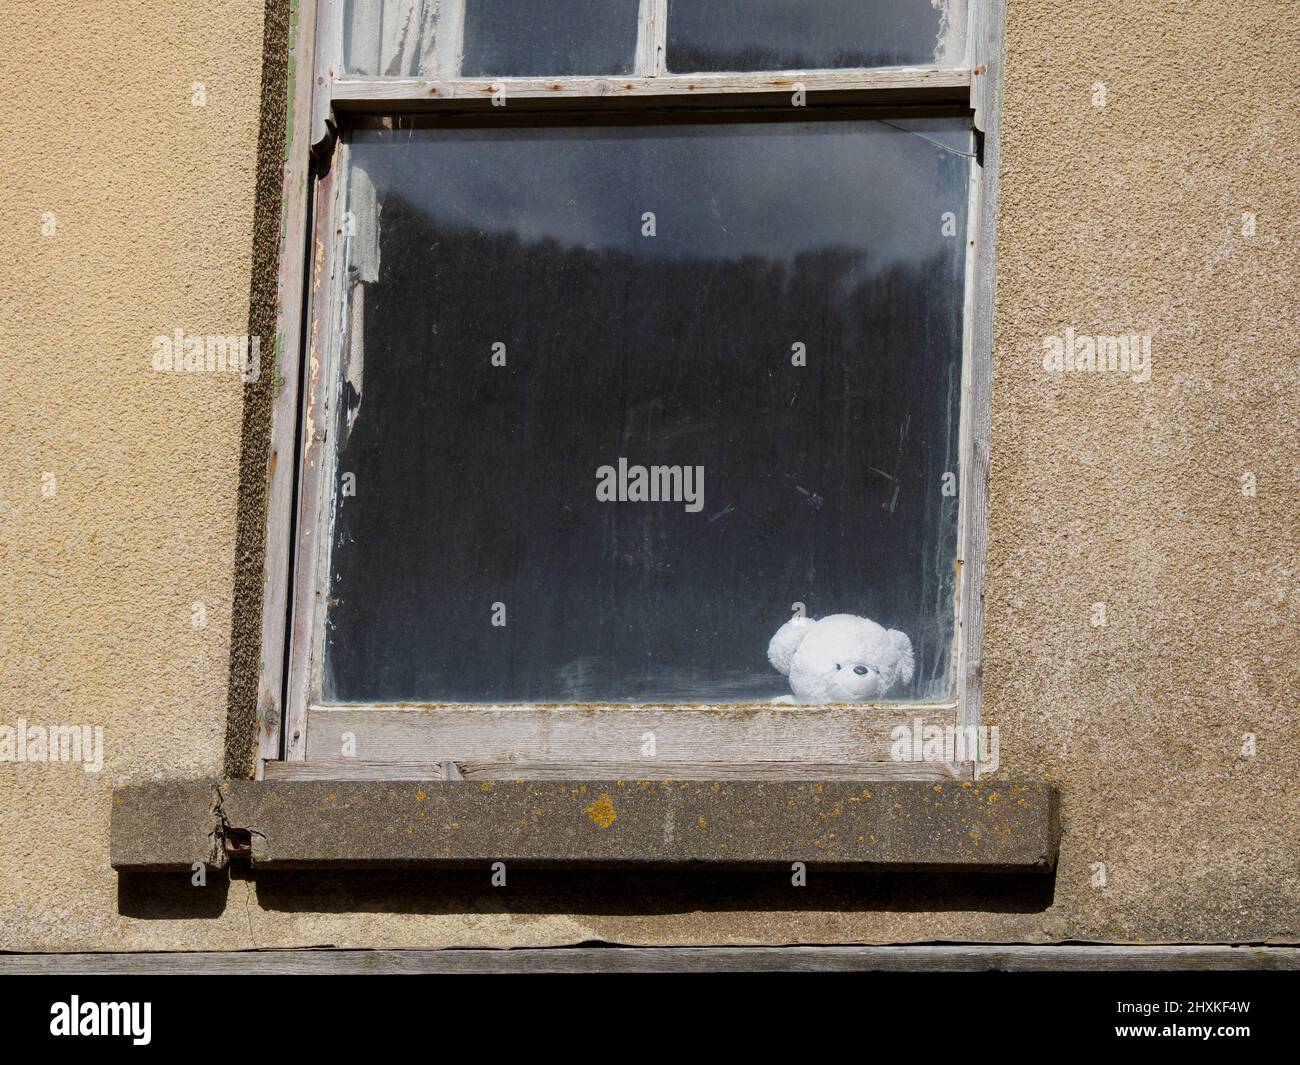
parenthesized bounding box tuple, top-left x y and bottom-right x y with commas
(665, 0, 967, 73)
(327, 113, 971, 706)
(461, 0, 640, 77)
(342, 0, 442, 77)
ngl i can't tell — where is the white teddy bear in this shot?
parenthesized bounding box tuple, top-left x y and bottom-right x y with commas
(767, 614, 915, 704)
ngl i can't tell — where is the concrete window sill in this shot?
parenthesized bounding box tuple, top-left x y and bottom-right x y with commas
(110, 779, 1059, 873)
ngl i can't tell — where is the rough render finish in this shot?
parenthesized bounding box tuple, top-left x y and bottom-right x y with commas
(0, 0, 1296, 950)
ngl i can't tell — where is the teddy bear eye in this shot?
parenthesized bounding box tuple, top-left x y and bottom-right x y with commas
(835, 663, 842, 671)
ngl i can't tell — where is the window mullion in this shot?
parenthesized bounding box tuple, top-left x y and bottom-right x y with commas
(636, 0, 669, 77)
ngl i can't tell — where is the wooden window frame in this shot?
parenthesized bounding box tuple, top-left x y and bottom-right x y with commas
(252, 0, 1005, 783)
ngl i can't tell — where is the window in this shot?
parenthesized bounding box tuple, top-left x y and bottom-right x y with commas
(258, 0, 1001, 783)
(664, 0, 967, 72)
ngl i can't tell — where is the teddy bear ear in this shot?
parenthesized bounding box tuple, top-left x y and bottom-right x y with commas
(767, 616, 812, 676)
(885, 629, 915, 688)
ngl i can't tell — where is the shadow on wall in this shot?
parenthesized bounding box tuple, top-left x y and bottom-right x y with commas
(118, 866, 1055, 921)
(223, 0, 291, 780)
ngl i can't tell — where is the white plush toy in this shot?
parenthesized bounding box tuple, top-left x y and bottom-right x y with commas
(767, 614, 915, 704)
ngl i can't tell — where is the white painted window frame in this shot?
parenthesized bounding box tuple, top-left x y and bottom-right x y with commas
(253, 0, 1005, 783)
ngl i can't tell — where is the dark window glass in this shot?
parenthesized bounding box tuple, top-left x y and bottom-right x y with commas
(461, 0, 640, 77)
(665, 0, 964, 72)
(326, 113, 971, 705)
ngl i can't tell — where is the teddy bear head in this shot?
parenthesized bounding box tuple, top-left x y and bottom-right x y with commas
(767, 613, 915, 704)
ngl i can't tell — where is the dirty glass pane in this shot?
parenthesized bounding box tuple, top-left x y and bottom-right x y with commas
(325, 113, 972, 705)
(342, 0, 442, 77)
(461, 0, 640, 77)
(665, 0, 966, 72)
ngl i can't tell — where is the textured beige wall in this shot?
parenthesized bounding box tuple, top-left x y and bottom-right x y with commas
(981, 0, 1297, 942)
(0, 0, 266, 949)
(1, 1, 1295, 951)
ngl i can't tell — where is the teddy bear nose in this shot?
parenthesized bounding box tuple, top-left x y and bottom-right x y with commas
(853, 665, 869, 676)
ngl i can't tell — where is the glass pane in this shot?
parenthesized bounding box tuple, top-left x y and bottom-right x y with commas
(461, 0, 640, 77)
(342, 0, 441, 78)
(327, 113, 972, 705)
(666, 0, 967, 72)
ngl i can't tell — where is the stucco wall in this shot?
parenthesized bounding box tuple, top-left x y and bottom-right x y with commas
(1, 1, 1295, 951)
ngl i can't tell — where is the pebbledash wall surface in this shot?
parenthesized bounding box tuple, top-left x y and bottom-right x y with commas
(1, 0, 1296, 952)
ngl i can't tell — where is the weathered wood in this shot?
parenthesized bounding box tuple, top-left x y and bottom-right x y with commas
(635, 0, 668, 78)
(970, 0, 1003, 133)
(253, 0, 324, 776)
(5, 945, 1294, 975)
(311, 0, 340, 148)
(302, 705, 963, 771)
(282, 161, 346, 762)
(265, 758, 970, 782)
(954, 0, 1004, 770)
(329, 68, 971, 111)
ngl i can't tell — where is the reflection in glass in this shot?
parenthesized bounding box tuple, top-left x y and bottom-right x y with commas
(342, 0, 441, 77)
(326, 114, 973, 705)
(665, 0, 966, 72)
